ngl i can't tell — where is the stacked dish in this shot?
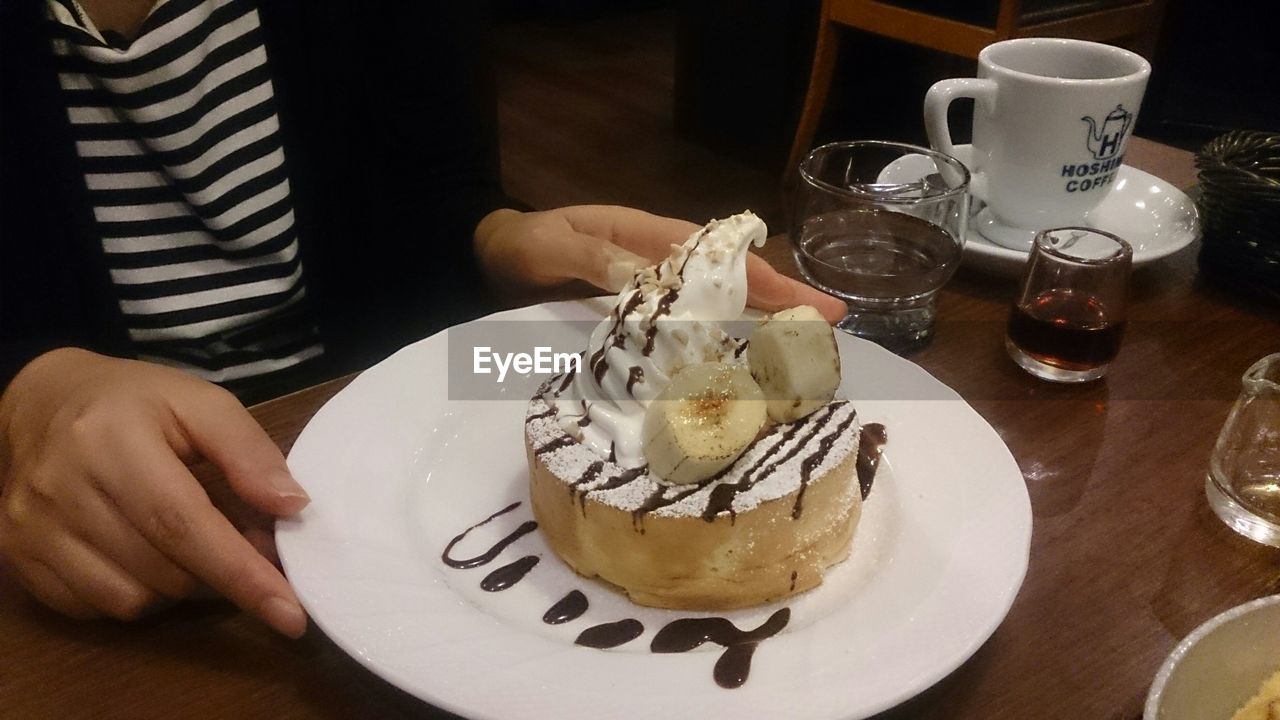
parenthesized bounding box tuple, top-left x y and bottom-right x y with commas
(1196, 130, 1280, 302)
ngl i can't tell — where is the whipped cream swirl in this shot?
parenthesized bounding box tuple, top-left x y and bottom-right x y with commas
(545, 212, 767, 468)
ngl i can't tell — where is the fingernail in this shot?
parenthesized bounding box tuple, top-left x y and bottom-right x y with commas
(261, 596, 307, 639)
(268, 469, 310, 510)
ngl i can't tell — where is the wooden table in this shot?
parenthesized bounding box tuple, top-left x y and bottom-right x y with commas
(3, 138, 1278, 719)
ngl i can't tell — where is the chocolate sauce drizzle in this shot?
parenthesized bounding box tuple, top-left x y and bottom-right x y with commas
(626, 366, 645, 396)
(631, 483, 702, 524)
(622, 405, 843, 523)
(651, 608, 792, 689)
(440, 502, 538, 570)
(575, 619, 645, 649)
(857, 423, 887, 501)
(555, 399, 590, 428)
(641, 288, 679, 355)
(569, 463, 649, 513)
(587, 347, 608, 385)
(481, 555, 540, 591)
(557, 369, 576, 395)
(532, 396, 879, 529)
(570, 461, 606, 509)
(611, 290, 646, 349)
(592, 465, 649, 493)
(624, 408, 795, 521)
(595, 231, 710, 389)
(590, 290, 645, 384)
(535, 435, 575, 455)
(792, 408, 861, 519)
(543, 590, 589, 625)
(525, 407, 557, 424)
(734, 339, 749, 359)
(441, 501, 793, 689)
(701, 404, 842, 522)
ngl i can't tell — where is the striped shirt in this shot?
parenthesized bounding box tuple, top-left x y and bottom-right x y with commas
(46, 0, 323, 382)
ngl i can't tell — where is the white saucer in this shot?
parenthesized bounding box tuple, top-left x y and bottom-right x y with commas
(949, 145, 1201, 276)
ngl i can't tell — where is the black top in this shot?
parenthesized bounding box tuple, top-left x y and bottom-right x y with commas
(0, 0, 509, 401)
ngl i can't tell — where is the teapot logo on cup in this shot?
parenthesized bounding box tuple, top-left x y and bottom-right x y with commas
(925, 38, 1150, 250)
(1082, 104, 1133, 160)
(1064, 104, 1135, 194)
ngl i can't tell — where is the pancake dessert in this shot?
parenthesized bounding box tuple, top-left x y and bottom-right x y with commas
(526, 211, 885, 610)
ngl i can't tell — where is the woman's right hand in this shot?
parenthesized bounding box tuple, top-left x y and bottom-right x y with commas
(0, 348, 310, 637)
(474, 205, 848, 322)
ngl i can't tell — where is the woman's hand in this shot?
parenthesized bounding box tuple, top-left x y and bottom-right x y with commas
(474, 205, 847, 322)
(0, 348, 309, 637)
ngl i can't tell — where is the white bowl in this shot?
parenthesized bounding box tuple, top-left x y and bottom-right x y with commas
(1145, 594, 1280, 720)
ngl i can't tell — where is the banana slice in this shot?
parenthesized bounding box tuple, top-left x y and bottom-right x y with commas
(748, 305, 841, 423)
(642, 363, 767, 485)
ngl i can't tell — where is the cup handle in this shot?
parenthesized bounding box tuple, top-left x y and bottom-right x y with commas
(924, 78, 996, 200)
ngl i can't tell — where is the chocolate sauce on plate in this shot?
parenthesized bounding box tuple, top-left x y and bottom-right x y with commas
(440, 502, 538, 570)
(575, 619, 645, 649)
(543, 590, 589, 625)
(480, 555, 540, 591)
(651, 608, 791, 689)
(857, 423, 887, 500)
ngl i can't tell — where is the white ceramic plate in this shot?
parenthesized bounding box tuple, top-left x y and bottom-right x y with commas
(946, 145, 1200, 276)
(276, 300, 1032, 720)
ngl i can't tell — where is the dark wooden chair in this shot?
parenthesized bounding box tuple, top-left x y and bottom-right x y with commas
(785, 0, 1170, 176)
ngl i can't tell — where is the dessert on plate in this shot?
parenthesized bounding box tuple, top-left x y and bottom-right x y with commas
(525, 211, 885, 610)
(1233, 666, 1280, 720)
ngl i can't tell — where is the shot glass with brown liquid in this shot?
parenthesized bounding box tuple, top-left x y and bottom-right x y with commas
(1006, 227, 1132, 383)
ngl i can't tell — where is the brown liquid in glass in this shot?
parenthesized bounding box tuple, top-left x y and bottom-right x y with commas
(1007, 288, 1124, 370)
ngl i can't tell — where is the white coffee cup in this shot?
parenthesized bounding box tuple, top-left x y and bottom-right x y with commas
(924, 38, 1150, 250)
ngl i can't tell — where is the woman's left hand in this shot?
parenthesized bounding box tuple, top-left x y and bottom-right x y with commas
(474, 205, 847, 322)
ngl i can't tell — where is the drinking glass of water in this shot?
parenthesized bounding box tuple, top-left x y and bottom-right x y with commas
(792, 140, 970, 352)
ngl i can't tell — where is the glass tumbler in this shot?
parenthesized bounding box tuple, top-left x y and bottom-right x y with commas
(1207, 353, 1280, 547)
(1005, 227, 1132, 383)
(792, 140, 970, 353)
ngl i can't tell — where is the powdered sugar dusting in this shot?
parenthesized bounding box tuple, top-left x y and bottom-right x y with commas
(526, 391, 861, 519)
